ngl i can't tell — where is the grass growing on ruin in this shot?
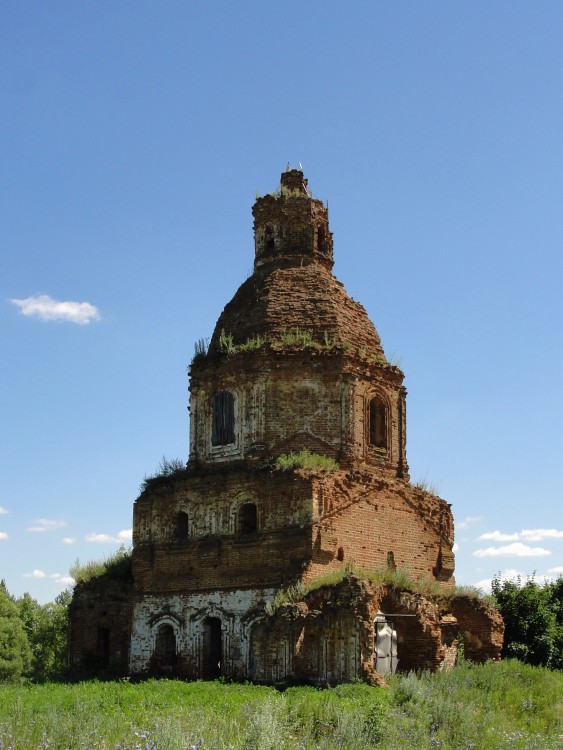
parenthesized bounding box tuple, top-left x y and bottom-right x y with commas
(70, 546, 132, 585)
(197, 329, 354, 359)
(275, 450, 339, 472)
(0, 660, 561, 749)
(140, 456, 187, 492)
(265, 565, 494, 615)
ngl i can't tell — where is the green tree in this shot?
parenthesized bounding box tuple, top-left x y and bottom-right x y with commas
(0, 586, 31, 681)
(17, 589, 70, 681)
(492, 575, 558, 668)
(546, 576, 563, 669)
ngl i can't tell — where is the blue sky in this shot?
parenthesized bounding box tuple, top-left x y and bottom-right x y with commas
(1, 1, 562, 603)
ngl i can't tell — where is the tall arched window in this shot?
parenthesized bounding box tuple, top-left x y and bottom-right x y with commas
(264, 225, 275, 250)
(369, 396, 387, 450)
(154, 623, 177, 666)
(212, 391, 235, 446)
(238, 502, 257, 534)
(175, 511, 189, 540)
(317, 225, 326, 253)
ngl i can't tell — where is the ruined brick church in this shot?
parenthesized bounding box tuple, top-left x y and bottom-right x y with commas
(69, 169, 502, 683)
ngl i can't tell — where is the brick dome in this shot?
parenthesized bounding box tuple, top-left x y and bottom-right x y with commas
(209, 263, 385, 358)
(208, 169, 385, 359)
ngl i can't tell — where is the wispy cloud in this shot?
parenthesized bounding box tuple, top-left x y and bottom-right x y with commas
(85, 529, 132, 544)
(62, 537, 77, 545)
(478, 528, 563, 543)
(475, 568, 555, 594)
(10, 294, 100, 325)
(548, 566, 563, 574)
(23, 569, 47, 578)
(0, 506, 9, 515)
(452, 542, 459, 552)
(27, 518, 67, 533)
(520, 529, 563, 542)
(0, 532, 8, 541)
(49, 573, 75, 586)
(473, 542, 552, 558)
(478, 530, 518, 542)
(474, 568, 522, 594)
(456, 516, 483, 530)
(23, 569, 74, 586)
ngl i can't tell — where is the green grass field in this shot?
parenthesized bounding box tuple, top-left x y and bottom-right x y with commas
(0, 660, 562, 749)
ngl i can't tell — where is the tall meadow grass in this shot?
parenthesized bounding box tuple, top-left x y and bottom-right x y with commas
(0, 660, 561, 749)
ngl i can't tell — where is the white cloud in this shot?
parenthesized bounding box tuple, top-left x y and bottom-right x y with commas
(478, 530, 519, 542)
(23, 570, 74, 586)
(474, 568, 523, 595)
(62, 537, 77, 545)
(55, 575, 75, 586)
(452, 542, 459, 552)
(86, 532, 114, 543)
(10, 294, 100, 325)
(456, 516, 483, 530)
(23, 569, 47, 578)
(548, 566, 563, 574)
(27, 518, 67, 533)
(521, 529, 563, 542)
(85, 528, 132, 544)
(0, 506, 9, 515)
(478, 528, 563, 543)
(0, 532, 8, 541)
(473, 542, 552, 558)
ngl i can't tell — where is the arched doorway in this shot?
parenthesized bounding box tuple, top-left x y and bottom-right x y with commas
(154, 623, 177, 671)
(202, 617, 222, 679)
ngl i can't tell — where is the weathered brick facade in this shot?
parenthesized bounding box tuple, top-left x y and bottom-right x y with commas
(69, 169, 502, 682)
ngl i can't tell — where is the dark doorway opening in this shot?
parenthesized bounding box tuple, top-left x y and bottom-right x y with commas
(96, 626, 110, 666)
(155, 623, 177, 669)
(203, 617, 222, 679)
(239, 502, 257, 534)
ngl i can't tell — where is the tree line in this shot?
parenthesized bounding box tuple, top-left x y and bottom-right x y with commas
(1, 574, 561, 681)
(492, 574, 563, 669)
(0, 580, 70, 681)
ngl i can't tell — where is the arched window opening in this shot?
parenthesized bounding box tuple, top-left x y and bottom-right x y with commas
(175, 511, 189, 540)
(96, 626, 110, 666)
(336, 547, 345, 562)
(264, 225, 275, 250)
(239, 502, 257, 534)
(369, 396, 387, 449)
(386, 551, 396, 572)
(317, 225, 326, 253)
(212, 391, 235, 446)
(203, 617, 222, 679)
(154, 623, 177, 667)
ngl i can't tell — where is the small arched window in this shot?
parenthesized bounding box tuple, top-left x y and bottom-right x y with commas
(386, 551, 396, 572)
(175, 511, 189, 540)
(317, 225, 326, 253)
(155, 623, 177, 666)
(336, 547, 345, 562)
(369, 396, 387, 450)
(212, 391, 235, 446)
(239, 502, 257, 534)
(264, 225, 275, 250)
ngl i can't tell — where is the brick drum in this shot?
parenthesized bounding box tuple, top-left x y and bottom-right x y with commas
(68, 169, 503, 682)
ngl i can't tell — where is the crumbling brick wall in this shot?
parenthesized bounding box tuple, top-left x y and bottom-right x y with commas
(68, 563, 133, 676)
(249, 576, 503, 685)
(441, 595, 505, 663)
